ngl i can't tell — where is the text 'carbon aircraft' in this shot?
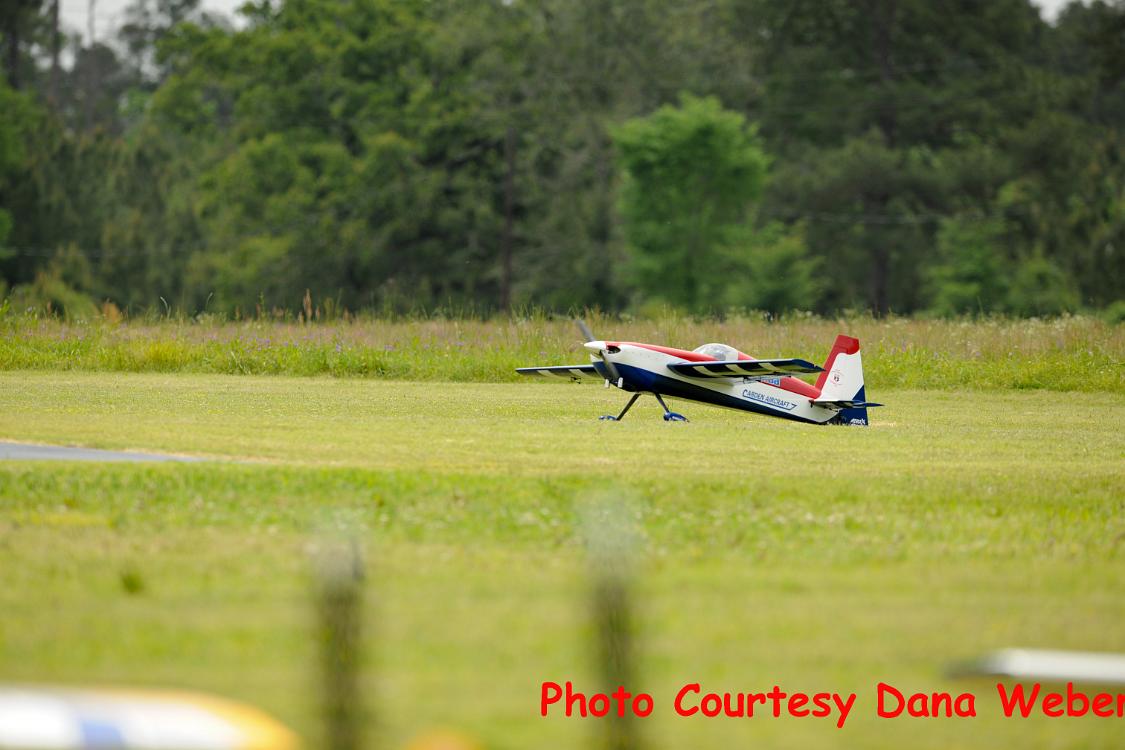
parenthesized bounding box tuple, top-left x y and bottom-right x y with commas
(517, 322, 882, 425)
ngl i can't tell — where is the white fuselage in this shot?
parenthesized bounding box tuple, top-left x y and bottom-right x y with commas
(590, 342, 838, 425)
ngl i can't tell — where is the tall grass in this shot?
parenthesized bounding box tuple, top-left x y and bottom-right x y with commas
(0, 312, 1120, 392)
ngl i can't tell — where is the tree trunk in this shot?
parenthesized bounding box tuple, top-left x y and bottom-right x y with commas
(871, 0, 899, 146)
(871, 245, 890, 316)
(500, 125, 516, 312)
(867, 0, 898, 316)
(50, 0, 60, 105)
(84, 0, 98, 131)
(3, 12, 19, 89)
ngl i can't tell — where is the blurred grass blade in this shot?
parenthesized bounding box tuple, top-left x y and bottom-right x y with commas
(313, 537, 366, 750)
(584, 494, 642, 750)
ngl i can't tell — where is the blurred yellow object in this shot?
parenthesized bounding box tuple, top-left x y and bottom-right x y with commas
(402, 729, 482, 750)
(0, 685, 298, 750)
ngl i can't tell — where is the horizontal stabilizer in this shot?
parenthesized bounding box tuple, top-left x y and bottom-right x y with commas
(516, 365, 602, 382)
(668, 358, 824, 379)
(811, 399, 884, 410)
(948, 648, 1125, 685)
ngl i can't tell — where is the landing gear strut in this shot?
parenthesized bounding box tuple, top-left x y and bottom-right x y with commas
(599, 393, 688, 422)
(654, 393, 689, 422)
(599, 393, 641, 421)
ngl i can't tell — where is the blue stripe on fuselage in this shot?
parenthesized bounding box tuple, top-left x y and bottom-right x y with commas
(615, 363, 821, 424)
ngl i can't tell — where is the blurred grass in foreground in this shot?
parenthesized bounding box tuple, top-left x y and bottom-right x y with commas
(0, 313, 1121, 391)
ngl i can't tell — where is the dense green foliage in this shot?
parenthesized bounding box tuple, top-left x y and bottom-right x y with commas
(0, 0, 1122, 316)
(615, 94, 772, 309)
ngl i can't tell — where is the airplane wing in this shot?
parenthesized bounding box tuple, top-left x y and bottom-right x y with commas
(667, 359, 823, 379)
(516, 365, 602, 382)
(948, 649, 1125, 685)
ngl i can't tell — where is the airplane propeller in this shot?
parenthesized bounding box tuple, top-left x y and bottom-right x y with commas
(576, 319, 621, 383)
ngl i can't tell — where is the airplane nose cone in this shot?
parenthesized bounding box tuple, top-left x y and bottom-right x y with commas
(583, 340, 606, 353)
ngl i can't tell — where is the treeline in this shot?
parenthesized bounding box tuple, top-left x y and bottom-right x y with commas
(0, 0, 1122, 318)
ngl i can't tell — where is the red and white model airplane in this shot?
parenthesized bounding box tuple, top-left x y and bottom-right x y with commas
(518, 322, 882, 425)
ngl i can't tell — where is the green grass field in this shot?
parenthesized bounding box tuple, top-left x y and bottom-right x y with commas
(0, 369, 1123, 748)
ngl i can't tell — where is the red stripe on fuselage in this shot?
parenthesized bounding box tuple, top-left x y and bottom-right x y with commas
(775, 375, 820, 398)
(609, 342, 822, 398)
(610, 342, 720, 362)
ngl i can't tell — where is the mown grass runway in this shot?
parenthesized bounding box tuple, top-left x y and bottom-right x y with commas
(0, 372, 1123, 749)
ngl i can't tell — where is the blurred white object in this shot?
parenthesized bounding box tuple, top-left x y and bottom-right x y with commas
(949, 649, 1125, 685)
(0, 686, 296, 749)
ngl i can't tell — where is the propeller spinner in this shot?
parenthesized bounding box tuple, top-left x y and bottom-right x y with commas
(576, 319, 621, 383)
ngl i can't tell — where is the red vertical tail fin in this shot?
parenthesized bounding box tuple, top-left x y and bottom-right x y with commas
(815, 335, 861, 392)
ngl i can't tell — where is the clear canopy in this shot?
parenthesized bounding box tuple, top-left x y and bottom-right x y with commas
(692, 342, 741, 360)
